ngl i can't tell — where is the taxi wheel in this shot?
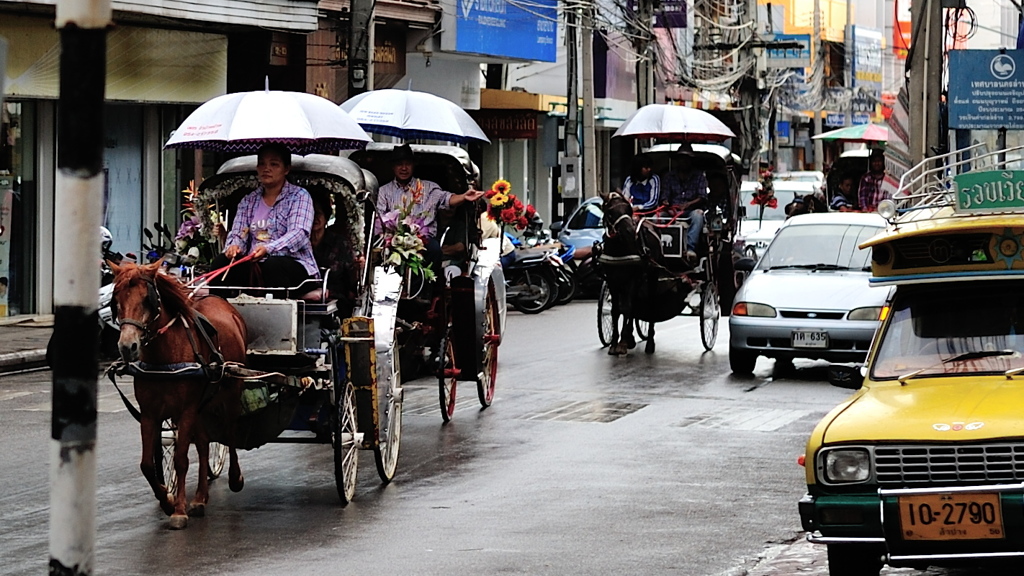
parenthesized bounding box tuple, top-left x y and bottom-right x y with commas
(826, 545, 882, 576)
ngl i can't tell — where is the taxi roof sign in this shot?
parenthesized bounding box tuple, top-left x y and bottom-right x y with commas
(954, 170, 1024, 214)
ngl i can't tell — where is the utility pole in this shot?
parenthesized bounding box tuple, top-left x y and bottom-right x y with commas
(908, 0, 942, 165)
(582, 4, 597, 199)
(348, 0, 374, 97)
(562, 7, 580, 212)
(50, 1, 109, 574)
(812, 0, 824, 171)
(635, 0, 654, 108)
(844, 0, 853, 128)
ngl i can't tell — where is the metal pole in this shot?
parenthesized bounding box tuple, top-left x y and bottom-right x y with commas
(635, 0, 653, 108)
(564, 7, 580, 213)
(50, 1, 109, 574)
(812, 0, 823, 171)
(844, 0, 853, 128)
(348, 0, 374, 97)
(582, 5, 597, 199)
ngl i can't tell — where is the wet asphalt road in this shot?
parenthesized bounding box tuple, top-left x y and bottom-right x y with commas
(1, 299, 977, 576)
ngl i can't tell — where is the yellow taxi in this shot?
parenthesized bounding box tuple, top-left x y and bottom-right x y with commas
(799, 167, 1024, 575)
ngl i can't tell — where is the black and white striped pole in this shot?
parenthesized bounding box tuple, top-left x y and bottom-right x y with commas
(49, 1, 110, 574)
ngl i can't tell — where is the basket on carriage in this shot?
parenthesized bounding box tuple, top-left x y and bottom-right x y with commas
(348, 143, 507, 423)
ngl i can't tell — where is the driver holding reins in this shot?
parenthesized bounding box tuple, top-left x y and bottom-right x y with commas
(660, 142, 707, 261)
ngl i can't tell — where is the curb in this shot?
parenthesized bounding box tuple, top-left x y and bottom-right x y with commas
(0, 349, 49, 373)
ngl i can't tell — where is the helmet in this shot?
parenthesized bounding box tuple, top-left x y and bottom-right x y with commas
(100, 226, 113, 253)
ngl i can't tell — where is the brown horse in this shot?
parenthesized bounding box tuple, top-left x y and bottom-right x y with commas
(110, 261, 248, 529)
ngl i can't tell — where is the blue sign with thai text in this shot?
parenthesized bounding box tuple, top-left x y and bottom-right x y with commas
(454, 0, 557, 62)
(949, 49, 1024, 129)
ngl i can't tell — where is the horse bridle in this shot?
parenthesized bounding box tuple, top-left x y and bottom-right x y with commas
(603, 193, 635, 238)
(114, 276, 171, 344)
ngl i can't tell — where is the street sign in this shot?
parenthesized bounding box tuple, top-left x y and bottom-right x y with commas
(853, 113, 871, 125)
(825, 113, 846, 126)
(766, 34, 811, 68)
(954, 170, 1024, 214)
(777, 121, 791, 144)
(949, 50, 1024, 129)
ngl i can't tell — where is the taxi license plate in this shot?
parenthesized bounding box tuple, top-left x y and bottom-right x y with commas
(898, 493, 1004, 540)
(791, 330, 828, 348)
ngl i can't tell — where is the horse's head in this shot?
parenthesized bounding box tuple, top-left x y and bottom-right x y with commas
(110, 260, 166, 362)
(600, 191, 636, 236)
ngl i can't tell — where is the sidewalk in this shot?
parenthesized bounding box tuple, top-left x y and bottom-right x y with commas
(0, 315, 53, 373)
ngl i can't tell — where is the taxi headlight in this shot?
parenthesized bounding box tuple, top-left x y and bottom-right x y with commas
(732, 302, 777, 317)
(823, 449, 871, 484)
(877, 199, 897, 220)
(848, 306, 882, 321)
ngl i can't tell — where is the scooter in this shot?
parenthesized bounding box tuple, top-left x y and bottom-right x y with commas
(501, 236, 560, 314)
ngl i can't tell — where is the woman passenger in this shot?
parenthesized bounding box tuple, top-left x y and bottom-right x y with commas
(210, 143, 319, 289)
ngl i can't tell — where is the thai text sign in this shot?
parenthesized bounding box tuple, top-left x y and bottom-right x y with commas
(447, 0, 557, 62)
(766, 34, 811, 68)
(954, 170, 1024, 214)
(949, 50, 1024, 129)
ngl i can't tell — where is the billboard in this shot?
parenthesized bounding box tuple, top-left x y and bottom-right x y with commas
(444, 0, 558, 62)
(852, 26, 882, 117)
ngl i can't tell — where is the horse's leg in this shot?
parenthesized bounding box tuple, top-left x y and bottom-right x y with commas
(139, 413, 174, 516)
(620, 280, 637, 352)
(609, 289, 624, 356)
(168, 410, 195, 529)
(224, 378, 245, 493)
(188, 427, 210, 518)
(645, 321, 657, 355)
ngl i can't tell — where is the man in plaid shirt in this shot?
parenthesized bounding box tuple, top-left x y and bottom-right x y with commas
(858, 148, 888, 213)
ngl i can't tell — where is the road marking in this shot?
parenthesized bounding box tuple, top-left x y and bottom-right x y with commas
(0, 390, 36, 402)
(16, 389, 130, 413)
(678, 407, 812, 432)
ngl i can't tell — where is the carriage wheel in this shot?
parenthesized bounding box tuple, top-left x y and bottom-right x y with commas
(157, 419, 229, 498)
(437, 334, 458, 422)
(374, 330, 403, 484)
(700, 282, 720, 351)
(332, 345, 359, 505)
(597, 281, 613, 347)
(477, 284, 500, 408)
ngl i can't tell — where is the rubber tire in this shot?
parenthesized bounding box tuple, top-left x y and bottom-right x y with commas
(373, 329, 402, 484)
(512, 269, 555, 314)
(332, 345, 358, 505)
(729, 347, 757, 375)
(437, 335, 458, 423)
(597, 281, 613, 347)
(825, 545, 883, 576)
(477, 285, 499, 408)
(554, 267, 577, 306)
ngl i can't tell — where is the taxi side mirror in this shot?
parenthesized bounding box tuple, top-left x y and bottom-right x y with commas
(827, 364, 864, 390)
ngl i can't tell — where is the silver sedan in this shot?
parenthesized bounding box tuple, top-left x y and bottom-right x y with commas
(728, 212, 890, 375)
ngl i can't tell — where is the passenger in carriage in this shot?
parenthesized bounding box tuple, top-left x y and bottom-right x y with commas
(660, 142, 707, 260)
(374, 144, 485, 268)
(210, 143, 319, 290)
(621, 153, 661, 212)
(311, 195, 360, 310)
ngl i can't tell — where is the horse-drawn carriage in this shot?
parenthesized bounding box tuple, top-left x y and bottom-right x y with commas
(107, 147, 504, 528)
(596, 143, 742, 355)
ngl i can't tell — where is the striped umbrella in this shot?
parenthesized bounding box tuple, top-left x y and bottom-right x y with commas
(812, 123, 889, 143)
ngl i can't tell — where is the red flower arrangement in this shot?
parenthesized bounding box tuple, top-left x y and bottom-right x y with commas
(750, 165, 777, 209)
(485, 179, 535, 230)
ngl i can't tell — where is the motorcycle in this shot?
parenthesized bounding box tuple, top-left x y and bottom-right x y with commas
(502, 235, 561, 314)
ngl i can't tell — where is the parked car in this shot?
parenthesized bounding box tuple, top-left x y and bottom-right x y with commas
(735, 180, 819, 258)
(774, 170, 824, 187)
(729, 212, 889, 375)
(550, 197, 604, 254)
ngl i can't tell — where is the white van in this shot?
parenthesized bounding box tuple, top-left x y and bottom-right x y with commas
(736, 180, 819, 258)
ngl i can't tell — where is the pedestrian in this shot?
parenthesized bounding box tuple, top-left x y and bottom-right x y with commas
(621, 153, 660, 212)
(857, 148, 888, 213)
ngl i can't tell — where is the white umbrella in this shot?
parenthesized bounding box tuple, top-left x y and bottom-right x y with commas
(164, 90, 372, 154)
(340, 89, 490, 144)
(613, 104, 735, 142)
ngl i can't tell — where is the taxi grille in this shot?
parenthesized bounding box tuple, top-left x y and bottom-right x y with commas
(874, 444, 1024, 485)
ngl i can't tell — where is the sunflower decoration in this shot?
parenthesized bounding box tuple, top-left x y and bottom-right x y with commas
(485, 179, 532, 230)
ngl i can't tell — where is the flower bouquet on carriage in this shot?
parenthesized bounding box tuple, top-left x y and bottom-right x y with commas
(171, 180, 226, 273)
(378, 196, 436, 283)
(485, 179, 535, 234)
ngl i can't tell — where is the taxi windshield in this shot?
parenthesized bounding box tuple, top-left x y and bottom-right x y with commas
(872, 281, 1024, 379)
